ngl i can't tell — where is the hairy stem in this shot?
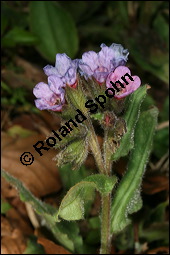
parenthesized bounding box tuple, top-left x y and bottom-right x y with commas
(100, 193, 112, 254)
(99, 128, 113, 254)
(103, 127, 113, 176)
(86, 118, 112, 254)
(86, 118, 106, 175)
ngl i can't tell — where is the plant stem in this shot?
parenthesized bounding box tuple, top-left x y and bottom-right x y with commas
(100, 128, 113, 254)
(103, 127, 113, 176)
(86, 118, 106, 175)
(100, 193, 112, 254)
(86, 118, 112, 254)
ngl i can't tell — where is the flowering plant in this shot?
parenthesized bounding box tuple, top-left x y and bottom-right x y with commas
(2, 43, 158, 254)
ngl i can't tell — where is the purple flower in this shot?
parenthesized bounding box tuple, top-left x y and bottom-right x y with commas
(33, 75, 65, 111)
(43, 53, 78, 87)
(106, 66, 141, 99)
(79, 43, 129, 84)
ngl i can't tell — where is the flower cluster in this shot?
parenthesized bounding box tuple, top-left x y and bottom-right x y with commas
(33, 43, 141, 111)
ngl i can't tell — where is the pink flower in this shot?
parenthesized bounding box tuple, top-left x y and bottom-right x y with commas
(106, 66, 141, 99)
(79, 43, 129, 84)
(43, 54, 78, 87)
(33, 75, 65, 111)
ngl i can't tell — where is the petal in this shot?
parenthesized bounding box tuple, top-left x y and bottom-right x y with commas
(72, 58, 79, 68)
(34, 98, 50, 110)
(55, 53, 71, 76)
(33, 82, 53, 99)
(93, 71, 109, 83)
(106, 66, 131, 87)
(35, 98, 63, 111)
(114, 76, 141, 99)
(113, 66, 131, 78)
(114, 91, 133, 99)
(43, 65, 59, 76)
(48, 75, 65, 94)
(79, 62, 94, 76)
(64, 67, 77, 85)
(109, 43, 129, 62)
(98, 46, 115, 70)
(100, 43, 129, 71)
(49, 104, 63, 111)
(81, 51, 99, 72)
(130, 75, 141, 90)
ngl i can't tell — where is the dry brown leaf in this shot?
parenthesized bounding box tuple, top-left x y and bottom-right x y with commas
(146, 246, 169, 254)
(1, 179, 18, 198)
(142, 174, 169, 195)
(37, 237, 71, 254)
(1, 69, 34, 91)
(2, 132, 62, 197)
(6, 208, 33, 235)
(2, 56, 46, 92)
(9, 111, 61, 135)
(1, 216, 13, 237)
(1, 236, 26, 254)
(1, 216, 27, 254)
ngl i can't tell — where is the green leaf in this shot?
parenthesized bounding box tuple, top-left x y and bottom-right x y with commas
(1, 169, 83, 253)
(61, 104, 79, 121)
(1, 200, 12, 214)
(55, 174, 117, 221)
(56, 136, 89, 170)
(114, 224, 134, 251)
(138, 201, 169, 244)
(29, 1, 78, 62)
(65, 81, 88, 114)
(91, 112, 104, 121)
(54, 125, 88, 150)
(140, 94, 155, 112)
(145, 200, 169, 225)
(23, 235, 45, 254)
(59, 164, 91, 191)
(139, 222, 169, 244)
(111, 107, 158, 233)
(2, 27, 38, 47)
(59, 164, 93, 217)
(112, 85, 148, 161)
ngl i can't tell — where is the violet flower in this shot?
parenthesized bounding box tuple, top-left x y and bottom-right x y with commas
(33, 75, 65, 111)
(79, 43, 129, 84)
(106, 66, 141, 99)
(43, 53, 78, 87)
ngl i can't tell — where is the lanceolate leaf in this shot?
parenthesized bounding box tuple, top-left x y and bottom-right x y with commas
(65, 81, 88, 115)
(55, 174, 117, 222)
(112, 85, 148, 161)
(111, 107, 158, 233)
(1, 169, 83, 253)
(56, 136, 89, 170)
(29, 1, 78, 62)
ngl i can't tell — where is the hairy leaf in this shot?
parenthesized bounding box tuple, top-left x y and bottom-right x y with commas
(65, 81, 88, 115)
(111, 107, 158, 233)
(1, 169, 83, 253)
(56, 136, 89, 170)
(55, 174, 117, 221)
(112, 85, 148, 161)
